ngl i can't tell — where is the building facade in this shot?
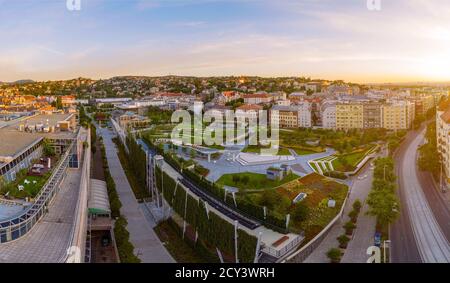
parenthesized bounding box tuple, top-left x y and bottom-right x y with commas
(381, 101, 414, 130)
(336, 103, 364, 130)
(321, 102, 336, 129)
(363, 103, 383, 129)
(270, 104, 311, 128)
(437, 102, 450, 184)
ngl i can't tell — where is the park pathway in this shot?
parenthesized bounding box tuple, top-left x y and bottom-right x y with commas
(304, 162, 376, 263)
(99, 126, 174, 263)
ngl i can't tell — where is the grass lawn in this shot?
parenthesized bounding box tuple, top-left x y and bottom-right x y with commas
(309, 162, 318, 173)
(242, 145, 291, 156)
(216, 172, 300, 190)
(332, 146, 375, 172)
(7, 174, 50, 199)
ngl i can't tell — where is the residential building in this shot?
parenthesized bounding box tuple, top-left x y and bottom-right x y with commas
(321, 101, 336, 129)
(270, 104, 311, 128)
(335, 103, 364, 130)
(381, 101, 415, 130)
(236, 104, 263, 121)
(437, 100, 450, 183)
(363, 103, 383, 129)
(243, 93, 272, 105)
(118, 112, 150, 130)
(61, 95, 76, 108)
(412, 95, 435, 117)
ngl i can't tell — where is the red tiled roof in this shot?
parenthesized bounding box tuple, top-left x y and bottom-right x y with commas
(438, 99, 450, 111)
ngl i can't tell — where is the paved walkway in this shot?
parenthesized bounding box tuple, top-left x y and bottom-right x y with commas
(195, 147, 336, 182)
(99, 127, 174, 263)
(304, 163, 376, 263)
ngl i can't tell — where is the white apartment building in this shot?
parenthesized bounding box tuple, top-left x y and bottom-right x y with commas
(321, 101, 337, 129)
(297, 102, 312, 128)
(270, 103, 311, 128)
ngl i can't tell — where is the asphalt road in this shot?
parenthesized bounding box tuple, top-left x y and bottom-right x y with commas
(392, 127, 450, 263)
(392, 129, 422, 263)
(417, 168, 450, 241)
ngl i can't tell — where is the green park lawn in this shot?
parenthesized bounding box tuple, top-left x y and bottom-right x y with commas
(332, 145, 376, 172)
(216, 172, 300, 191)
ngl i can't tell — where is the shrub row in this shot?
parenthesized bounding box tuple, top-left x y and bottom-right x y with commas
(99, 139, 140, 263)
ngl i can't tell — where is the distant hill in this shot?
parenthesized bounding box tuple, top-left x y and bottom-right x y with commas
(0, 79, 35, 85)
(12, 79, 35, 84)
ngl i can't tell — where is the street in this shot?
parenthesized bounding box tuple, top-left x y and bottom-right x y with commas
(392, 128, 450, 263)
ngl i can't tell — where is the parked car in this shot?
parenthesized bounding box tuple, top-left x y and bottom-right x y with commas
(101, 235, 111, 247)
(374, 232, 382, 247)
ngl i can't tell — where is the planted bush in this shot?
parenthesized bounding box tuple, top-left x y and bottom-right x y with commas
(344, 221, 356, 235)
(327, 248, 342, 263)
(348, 210, 359, 223)
(337, 235, 350, 249)
(353, 199, 362, 212)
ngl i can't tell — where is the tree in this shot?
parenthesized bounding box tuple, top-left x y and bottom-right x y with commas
(366, 188, 400, 226)
(292, 203, 309, 222)
(327, 248, 342, 263)
(56, 96, 63, 109)
(42, 138, 55, 157)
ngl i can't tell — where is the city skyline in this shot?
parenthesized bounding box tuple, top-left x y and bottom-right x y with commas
(1, 0, 450, 83)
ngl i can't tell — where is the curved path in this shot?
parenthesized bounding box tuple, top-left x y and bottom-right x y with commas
(396, 129, 450, 263)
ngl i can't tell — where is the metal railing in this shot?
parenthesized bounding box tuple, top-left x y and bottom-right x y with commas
(0, 142, 74, 244)
(262, 233, 304, 259)
(62, 129, 90, 263)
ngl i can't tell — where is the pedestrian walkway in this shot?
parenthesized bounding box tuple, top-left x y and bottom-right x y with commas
(100, 127, 174, 263)
(304, 163, 376, 263)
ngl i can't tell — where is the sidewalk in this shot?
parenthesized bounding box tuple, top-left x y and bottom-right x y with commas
(100, 127, 174, 263)
(304, 164, 376, 263)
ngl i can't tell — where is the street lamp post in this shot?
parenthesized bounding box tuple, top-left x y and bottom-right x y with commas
(383, 240, 391, 263)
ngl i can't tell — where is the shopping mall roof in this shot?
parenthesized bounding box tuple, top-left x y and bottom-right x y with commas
(0, 113, 76, 159)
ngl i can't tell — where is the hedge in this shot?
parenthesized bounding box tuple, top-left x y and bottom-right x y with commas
(99, 138, 139, 263)
(114, 217, 141, 263)
(100, 143, 121, 218)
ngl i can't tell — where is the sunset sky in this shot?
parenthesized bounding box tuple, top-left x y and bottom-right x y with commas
(1, 0, 450, 83)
